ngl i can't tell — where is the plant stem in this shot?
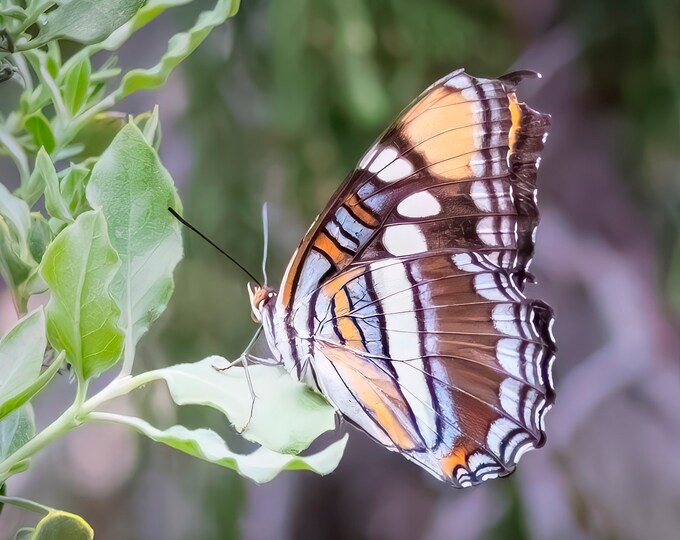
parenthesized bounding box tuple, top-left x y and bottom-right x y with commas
(0, 402, 78, 483)
(0, 495, 51, 515)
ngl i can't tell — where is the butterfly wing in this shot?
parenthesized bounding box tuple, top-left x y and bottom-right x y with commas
(275, 69, 554, 486)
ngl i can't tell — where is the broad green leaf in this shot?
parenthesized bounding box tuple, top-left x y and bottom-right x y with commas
(0, 405, 35, 461)
(32, 511, 94, 540)
(118, 0, 240, 97)
(24, 113, 55, 154)
(32, 0, 147, 48)
(0, 352, 64, 422)
(36, 148, 73, 223)
(40, 210, 124, 380)
(62, 57, 92, 115)
(94, 413, 348, 484)
(155, 357, 336, 454)
(0, 308, 46, 418)
(87, 123, 182, 370)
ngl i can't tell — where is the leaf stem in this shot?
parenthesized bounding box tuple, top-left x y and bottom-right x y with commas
(0, 495, 52, 515)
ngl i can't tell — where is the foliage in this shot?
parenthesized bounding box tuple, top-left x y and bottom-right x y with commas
(0, 0, 344, 536)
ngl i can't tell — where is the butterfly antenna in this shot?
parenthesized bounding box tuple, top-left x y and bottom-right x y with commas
(168, 207, 261, 287)
(261, 202, 269, 285)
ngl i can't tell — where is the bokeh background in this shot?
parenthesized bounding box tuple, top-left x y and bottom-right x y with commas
(1, 0, 680, 539)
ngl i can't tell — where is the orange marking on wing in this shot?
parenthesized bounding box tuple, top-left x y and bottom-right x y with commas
(334, 289, 364, 347)
(318, 341, 418, 450)
(440, 444, 470, 477)
(345, 194, 380, 227)
(314, 231, 347, 266)
(508, 93, 522, 150)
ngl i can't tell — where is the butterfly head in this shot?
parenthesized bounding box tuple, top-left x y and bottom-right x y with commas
(247, 283, 277, 323)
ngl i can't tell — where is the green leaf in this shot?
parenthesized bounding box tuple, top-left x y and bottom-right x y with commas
(0, 187, 35, 310)
(40, 210, 124, 380)
(32, 511, 94, 540)
(0, 308, 46, 419)
(0, 406, 35, 461)
(28, 214, 53, 264)
(32, 0, 147, 48)
(94, 413, 348, 484)
(59, 164, 91, 216)
(0, 352, 64, 422)
(14, 528, 35, 540)
(36, 148, 73, 223)
(99, 0, 198, 51)
(62, 57, 92, 115)
(156, 357, 336, 454)
(0, 183, 30, 239)
(86, 123, 182, 372)
(118, 0, 240, 98)
(24, 114, 55, 155)
(70, 112, 126, 161)
(137, 105, 161, 149)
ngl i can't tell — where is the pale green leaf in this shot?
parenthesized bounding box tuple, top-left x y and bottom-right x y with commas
(0, 308, 46, 418)
(36, 148, 73, 223)
(32, 510, 94, 540)
(156, 357, 336, 454)
(86, 123, 182, 371)
(32, 0, 147, 48)
(14, 528, 35, 540)
(28, 214, 53, 264)
(0, 405, 35, 461)
(40, 210, 124, 380)
(93, 413, 348, 483)
(118, 0, 240, 98)
(0, 183, 30, 239)
(100, 0, 199, 52)
(0, 352, 64, 422)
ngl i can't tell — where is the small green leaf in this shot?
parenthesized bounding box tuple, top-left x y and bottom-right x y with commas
(87, 123, 182, 371)
(0, 183, 30, 239)
(0, 406, 35, 461)
(0, 352, 64, 422)
(0, 308, 46, 418)
(62, 57, 92, 115)
(137, 105, 161, 149)
(32, 0, 147, 47)
(119, 0, 240, 97)
(40, 210, 124, 380)
(94, 413, 348, 484)
(156, 358, 336, 454)
(24, 114, 55, 155)
(71, 112, 126, 161)
(28, 214, 54, 264)
(36, 148, 73, 223)
(32, 511, 94, 540)
(59, 164, 91, 216)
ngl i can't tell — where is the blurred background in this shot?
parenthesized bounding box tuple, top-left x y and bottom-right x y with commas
(1, 0, 680, 538)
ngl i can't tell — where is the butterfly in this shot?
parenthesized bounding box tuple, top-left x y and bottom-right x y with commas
(248, 68, 555, 487)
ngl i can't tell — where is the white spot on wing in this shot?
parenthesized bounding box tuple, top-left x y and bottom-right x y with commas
(397, 191, 442, 218)
(359, 144, 379, 169)
(446, 74, 471, 89)
(378, 157, 414, 182)
(470, 181, 493, 212)
(368, 146, 398, 173)
(382, 224, 427, 256)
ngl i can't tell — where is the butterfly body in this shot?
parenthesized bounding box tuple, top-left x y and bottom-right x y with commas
(250, 69, 555, 487)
